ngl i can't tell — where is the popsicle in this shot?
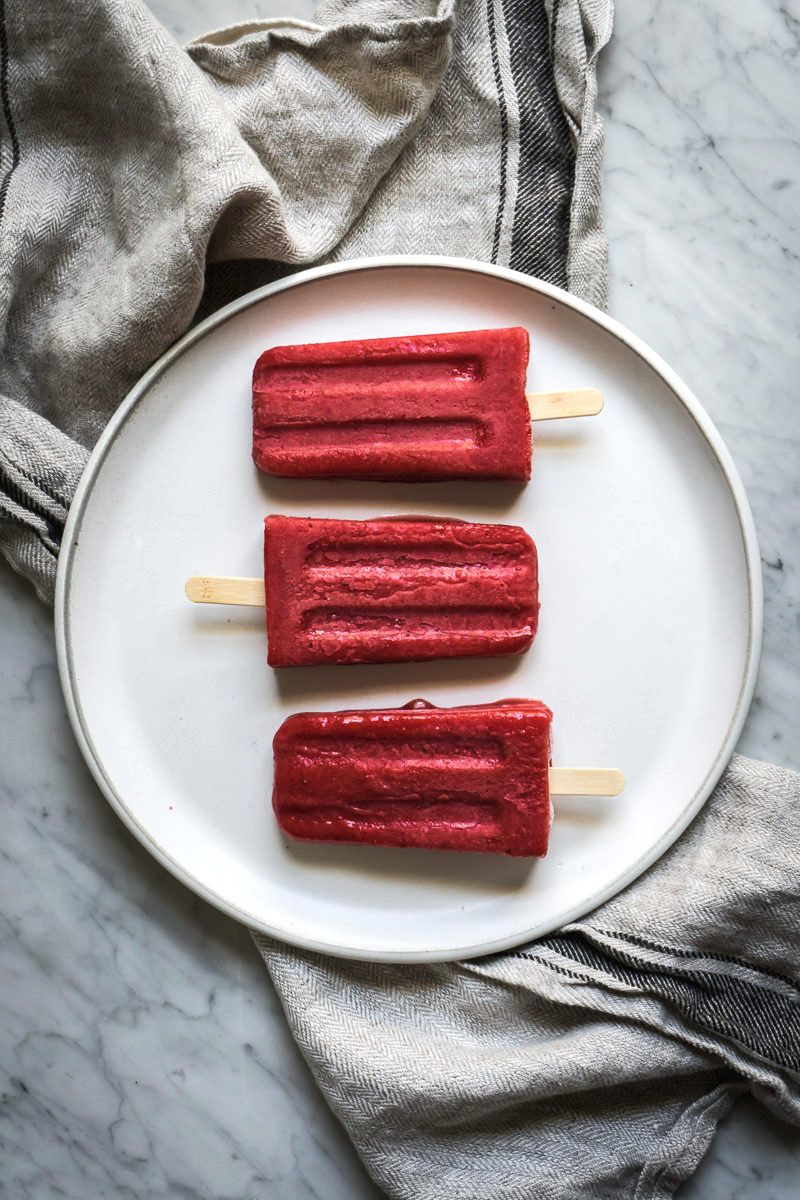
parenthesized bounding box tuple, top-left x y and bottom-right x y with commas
(272, 699, 625, 856)
(186, 516, 539, 667)
(252, 327, 602, 482)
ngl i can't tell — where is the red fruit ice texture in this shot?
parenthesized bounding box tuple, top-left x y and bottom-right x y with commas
(272, 699, 554, 857)
(264, 515, 539, 667)
(252, 327, 532, 481)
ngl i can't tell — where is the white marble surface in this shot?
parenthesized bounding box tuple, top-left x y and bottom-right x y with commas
(2, 1, 799, 1197)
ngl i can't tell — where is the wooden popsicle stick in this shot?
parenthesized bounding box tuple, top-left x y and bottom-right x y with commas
(185, 576, 265, 606)
(527, 388, 603, 420)
(549, 767, 625, 796)
(183, 587, 625, 790)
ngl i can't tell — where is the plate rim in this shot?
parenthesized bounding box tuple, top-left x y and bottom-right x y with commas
(54, 254, 763, 962)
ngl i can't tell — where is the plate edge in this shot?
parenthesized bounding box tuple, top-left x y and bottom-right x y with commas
(53, 254, 764, 963)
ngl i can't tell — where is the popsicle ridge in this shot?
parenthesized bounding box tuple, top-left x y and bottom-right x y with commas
(299, 606, 534, 634)
(262, 417, 484, 450)
(289, 735, 504, 768)
(303, 538, 521, 569)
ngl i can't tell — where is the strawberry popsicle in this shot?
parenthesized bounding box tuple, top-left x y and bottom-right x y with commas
(264, 515, 539, 667)
(273, 699, 554, 856)
(252, 327, 532, 481)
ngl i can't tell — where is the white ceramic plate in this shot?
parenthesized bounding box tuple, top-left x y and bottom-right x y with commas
(55, 257, 761, 962)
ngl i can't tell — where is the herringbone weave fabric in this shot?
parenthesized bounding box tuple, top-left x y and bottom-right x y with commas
(2, 3, 798, 1199)
(259, 754, 800, 1199)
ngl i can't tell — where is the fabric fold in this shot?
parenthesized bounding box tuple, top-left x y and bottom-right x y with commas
(258, 754, 800, 1199)
(0, 0, 457, 594)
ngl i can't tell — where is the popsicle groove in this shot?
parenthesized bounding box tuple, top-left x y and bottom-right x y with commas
(300, 606, 534, 633)
(292, 735, 504, 768)
(259, 417, 483, 450)
(255, 354, 483, 388)
(304, 541, 521, 568)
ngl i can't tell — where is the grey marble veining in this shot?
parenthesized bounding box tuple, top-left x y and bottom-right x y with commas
(600, 1, 800, 775)
(2, 1, 799, 1198)
(0, 572, 383, 1200)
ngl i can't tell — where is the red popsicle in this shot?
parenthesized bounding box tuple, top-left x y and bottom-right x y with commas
(263, 515, 539, 667)
(252, 327, 532, 481)
(273, 699, 555, 856)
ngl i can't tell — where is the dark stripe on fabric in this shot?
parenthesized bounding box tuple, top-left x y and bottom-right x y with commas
(593, 927, 800, 993)
(502, 0, 574, 285)
(486, 0, 509, 263)
(534, 931, 800, 1072)
(551, 0, 561, 51)
(0, 0, 20, 225)
(518, 951, 594, 985)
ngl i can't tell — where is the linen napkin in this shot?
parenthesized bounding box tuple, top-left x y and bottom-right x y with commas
(259, 755, 800, 1199)
(1, 3, 798, 1198)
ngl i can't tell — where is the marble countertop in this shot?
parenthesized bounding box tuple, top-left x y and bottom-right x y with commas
(2, 1, 798, 1196)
